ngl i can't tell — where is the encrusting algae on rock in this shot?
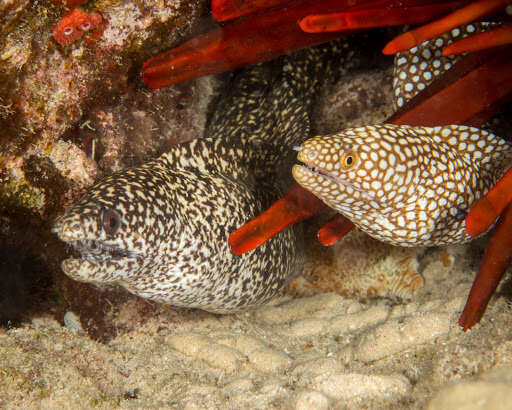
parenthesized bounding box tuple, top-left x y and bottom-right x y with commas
(0, 0, 211, 223)
(291, 230, 424, 301)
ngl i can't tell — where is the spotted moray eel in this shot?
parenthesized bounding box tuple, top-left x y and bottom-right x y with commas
(53, 44, 346, 312)
(294, 124, 512, 246)
(293, 23, 512, 247)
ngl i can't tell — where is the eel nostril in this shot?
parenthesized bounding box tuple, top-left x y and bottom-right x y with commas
(308, 150, 318, 160)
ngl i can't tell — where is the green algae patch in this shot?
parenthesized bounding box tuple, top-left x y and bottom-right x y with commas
(0, 177, 45, 214)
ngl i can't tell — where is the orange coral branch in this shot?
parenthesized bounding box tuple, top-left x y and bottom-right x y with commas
(442, 25, 512, 55)
(143, 0, 355, 88)
(299, 2, 465, 33)
(459, 204, 512, 330)
(317, 214, 354, 246)
(382, 0, 508, 54)
(466, 165, 512, 237)
(228, 184, 325, 255)
(211, 0, 293, 22)
(213, 0, 456, 22)
(143, 0, 463, 88)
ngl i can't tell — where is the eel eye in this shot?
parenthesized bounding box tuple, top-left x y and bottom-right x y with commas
(341, 152, 358, 169)
(102, 209, 121, 236)
(63, 26, 74, 36)
(80, 22, 91, 31)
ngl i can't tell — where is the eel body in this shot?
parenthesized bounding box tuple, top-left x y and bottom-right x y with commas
(392, 22, 496, 109)
(53, 45, 337, 312)
(293, 124, 512, 247)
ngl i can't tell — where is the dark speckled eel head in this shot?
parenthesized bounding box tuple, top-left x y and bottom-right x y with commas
(293, 124, 512, 247)
(53, 43, 346, 312)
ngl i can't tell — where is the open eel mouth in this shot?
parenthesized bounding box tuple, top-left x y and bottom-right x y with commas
(292, 144, 365, 192)
(52, 216, 141, 264)
(56, 236, 145, 282)
(67, 239, 137, 263)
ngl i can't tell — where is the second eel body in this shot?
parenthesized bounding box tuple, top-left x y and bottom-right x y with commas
(53, 44, 344, 312)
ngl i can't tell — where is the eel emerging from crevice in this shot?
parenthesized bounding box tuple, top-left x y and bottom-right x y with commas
(53, 43, 347, 313)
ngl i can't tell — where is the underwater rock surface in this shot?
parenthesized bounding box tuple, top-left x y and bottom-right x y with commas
(2, 244, 512, 408)
(0, 0, 214, 333)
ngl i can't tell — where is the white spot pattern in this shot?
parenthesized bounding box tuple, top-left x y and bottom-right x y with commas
(293, 124, 512, 247)
(392, 23, 497, 109)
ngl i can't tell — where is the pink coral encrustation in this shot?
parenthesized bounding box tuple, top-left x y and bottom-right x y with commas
(52, 7, 103, 46)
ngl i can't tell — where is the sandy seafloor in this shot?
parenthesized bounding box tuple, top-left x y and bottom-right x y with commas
(2, 22, 512, 409)
(3, 235, 512, 409)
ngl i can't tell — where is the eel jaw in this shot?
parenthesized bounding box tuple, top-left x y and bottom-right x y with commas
(58, 239, 142, 283)
(56, 236, 143, 283)
(292, 162, 369, 198)
(59, 254, 142, 284)
(52, 215, 142, 275)
(65, 239, 137, 263)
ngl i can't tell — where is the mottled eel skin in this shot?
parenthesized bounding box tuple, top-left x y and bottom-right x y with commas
(53, 45, 341, 312)
(294, 124, 512, 247)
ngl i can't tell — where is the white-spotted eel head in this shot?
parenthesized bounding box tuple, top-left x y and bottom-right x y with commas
(293, 124, 419, 219)
(52, 167, 164, 285)
(294, 136, 374, 207)
(293, 124, 512, 246)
